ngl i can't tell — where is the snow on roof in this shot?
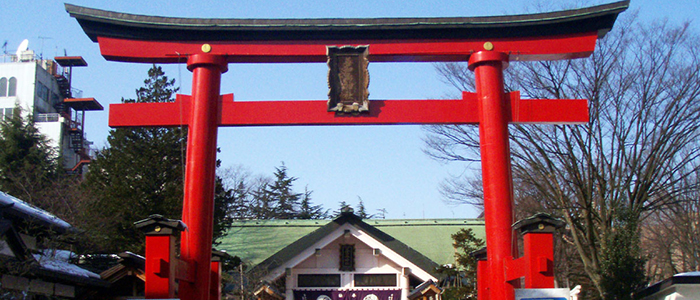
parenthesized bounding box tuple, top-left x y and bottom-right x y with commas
(33, 249, 100, 279)
(675, 271, 700, 277)
(0, 191, 72, 231)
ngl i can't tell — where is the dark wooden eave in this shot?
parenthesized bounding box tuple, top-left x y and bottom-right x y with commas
(65, 1, 628, 43)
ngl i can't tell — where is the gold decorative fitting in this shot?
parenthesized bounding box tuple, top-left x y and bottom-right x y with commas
(201, 44, 212, 53)
(538, 224, 545, 230)
(154, 225, 162, 232)
(483, 42, 494, 51)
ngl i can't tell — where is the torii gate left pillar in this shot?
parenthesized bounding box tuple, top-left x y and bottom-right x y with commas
(178, 54, 228, 300)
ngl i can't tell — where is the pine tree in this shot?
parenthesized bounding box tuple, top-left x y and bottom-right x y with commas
(268, 164, 302, 219)
(298, 187, 326, 219)
(81, 66, 234, 253)
(250, 182, 275, 219)
(231, 181, 252, 219)
(248, 164, 306, 219)
(0, 106, 59, 203)
(438, 228, 484, 300)
(213, 175, 236, 245)
(355, 197, 372, 219)
(376, 208, 388, 219)
(334, 201, 353, 217)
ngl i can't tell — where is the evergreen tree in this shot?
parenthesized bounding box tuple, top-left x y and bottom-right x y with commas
(376, 208, 388, 219)
(0, 106, 59, 203)
(355, 197, 372, 219)
(81, 66, 234, 253)
(220, 165, 323, 220)
(231, 181, 252, 219)
(334, 201, 353, 217)
(297, 187, 326, 219)
(250, 182, 275, 219)
(268, 164, 302, 219)
(599, 212, 647, 300)
(213, 175, 236, 245)
(0, 106, 94, 246)
(247, 164, 307, 219)
(437, 228, 484, 300)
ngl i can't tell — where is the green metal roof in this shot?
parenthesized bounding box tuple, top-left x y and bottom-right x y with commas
(219, 219, 332, 267)
(369, 219, 485, 266)
(218, 216, 485, 268)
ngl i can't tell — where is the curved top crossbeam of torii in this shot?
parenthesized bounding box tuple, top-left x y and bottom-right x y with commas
(65, 1, 628, 64)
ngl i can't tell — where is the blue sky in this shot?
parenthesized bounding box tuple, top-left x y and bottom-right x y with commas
(2, 0, 696, 219)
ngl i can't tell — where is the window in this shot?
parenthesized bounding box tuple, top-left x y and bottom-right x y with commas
(37, 82, 49, 101)
(339, 244, 355, 271)
(297, 274, 341, 288)
(354, 274, 397, 287)
(0, 78, 6, 97)
(7, 77, 16, 97)
(0, 108, 13, 120)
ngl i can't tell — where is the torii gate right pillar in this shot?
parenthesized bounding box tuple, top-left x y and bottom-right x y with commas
(469, 50, 514, 300)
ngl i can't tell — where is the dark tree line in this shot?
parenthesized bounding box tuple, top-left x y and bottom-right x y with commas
(220, 164, 327, 220)
(219, 164, 382, 221)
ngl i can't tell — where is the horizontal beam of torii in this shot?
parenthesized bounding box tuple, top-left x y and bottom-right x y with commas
(109, 92, 588, 127)
(67, 2, 628, 300)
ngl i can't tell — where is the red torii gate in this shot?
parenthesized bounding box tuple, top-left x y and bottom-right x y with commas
(67, 2, 627, 300)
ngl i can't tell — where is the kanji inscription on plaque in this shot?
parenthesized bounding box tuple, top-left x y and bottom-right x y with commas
(327, 46, 369, 114)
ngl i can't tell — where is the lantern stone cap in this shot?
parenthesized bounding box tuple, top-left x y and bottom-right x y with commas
(512, 213, 566, 234)
(134, 214, 187, 235)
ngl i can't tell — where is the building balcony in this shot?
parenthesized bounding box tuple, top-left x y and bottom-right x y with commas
(35, 113, 62, 123)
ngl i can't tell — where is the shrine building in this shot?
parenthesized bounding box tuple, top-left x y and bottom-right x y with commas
(218, 212, 485, 300)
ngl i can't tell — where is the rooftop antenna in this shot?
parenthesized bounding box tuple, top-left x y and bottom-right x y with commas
(2, 41, 7, 54)
(38, 36, 52, 59)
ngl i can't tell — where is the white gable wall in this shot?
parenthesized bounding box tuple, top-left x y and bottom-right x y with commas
(293, 235, 403, 286)
(265, 223, 437, 300)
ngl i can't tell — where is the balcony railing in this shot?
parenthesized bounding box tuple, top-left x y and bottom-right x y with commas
(71, 88, 83, 99)
(35, 113, 61, 122)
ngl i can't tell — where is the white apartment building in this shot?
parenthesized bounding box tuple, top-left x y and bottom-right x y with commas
(0, 40, 102, 173)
